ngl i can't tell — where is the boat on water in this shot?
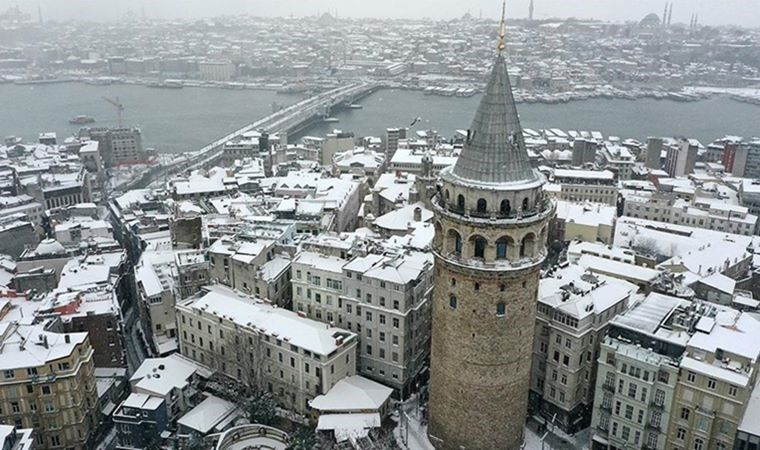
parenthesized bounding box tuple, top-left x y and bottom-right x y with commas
(69, 115, 96, 125)
(349, 104, 363, 109)
(324, 117, 340, 123)
(147, 80, 184, 89)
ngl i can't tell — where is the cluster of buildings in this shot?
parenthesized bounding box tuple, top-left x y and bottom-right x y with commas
(1, 7, 760, 450)
(2, 4, 760, 101)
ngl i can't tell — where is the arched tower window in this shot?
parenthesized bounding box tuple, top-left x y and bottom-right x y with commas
(433, 221, 443, 250)
(457, 194, 465, 212)
(476, 198, 487, 213)
(522, 197, 530, 211)
(446, 229, 462, 256)
(445, 189, 450, 200)
(520, 233, 536, 258)
(471, 236, 487, 259)
(496, 302, 506, 317)
(500, 199, 511, 216)
(496, 237, 511, 259)
(449, 294, 457, 309)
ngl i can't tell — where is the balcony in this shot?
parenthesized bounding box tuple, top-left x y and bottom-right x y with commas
(602, 382, 615, 393)
(432, 194, 555, 226)
(645, 422, 661, 432)
(649, 400, 664, 410)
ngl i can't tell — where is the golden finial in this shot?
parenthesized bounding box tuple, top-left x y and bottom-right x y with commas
(497, 0, 506, 52)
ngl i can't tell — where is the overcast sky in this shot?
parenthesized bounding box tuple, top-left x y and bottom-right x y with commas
(5, 0, 759, 27)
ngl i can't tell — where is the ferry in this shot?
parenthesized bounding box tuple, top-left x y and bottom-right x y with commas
(349, 104, 363, 109)
(324, 117, 340, 123)
(147, 80, 184, 89)
(69, 115, 96, 125)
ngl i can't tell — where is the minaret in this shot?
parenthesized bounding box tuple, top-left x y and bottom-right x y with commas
(427, 2, 554, 449)
(667, 3, 673, 27)
(662, 2, 668, 28)
(529, 0, 534, 21)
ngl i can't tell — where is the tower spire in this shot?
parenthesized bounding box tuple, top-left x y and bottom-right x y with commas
(497, 0, 506, 52)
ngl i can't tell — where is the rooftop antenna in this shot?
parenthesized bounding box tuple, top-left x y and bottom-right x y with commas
(497, 0, 506, 53)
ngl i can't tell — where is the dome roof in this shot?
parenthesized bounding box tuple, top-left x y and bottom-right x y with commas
(640, 13, 661, 27)
(35, 239, 65, 256)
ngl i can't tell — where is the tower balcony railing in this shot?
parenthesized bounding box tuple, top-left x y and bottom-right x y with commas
(435, 248, 546, 271)
(433, 194, 555, 224)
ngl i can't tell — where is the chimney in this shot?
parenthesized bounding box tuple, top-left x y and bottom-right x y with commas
(414, 207, 422, 222)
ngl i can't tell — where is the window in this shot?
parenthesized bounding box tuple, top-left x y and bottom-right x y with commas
(496, 238, 509, 259)
(728, 385, 738, 396)
(680, 407, 690, 421)
(627, 382, 637, 399)
(654, 389, 665, 406)
(707, 378, 717, 390)
(457, 194, 465, 211)
(687, 371, 696, 383)
(676, 427, 686, 440)
(693, 438, 704, 450)
(522, 197, 530, 210)
(496, 302, 506, 317)
(624, 405, 634, 420)
(473, 237, 486, 259)
(449, 294, 457, 309)
(3, 370, 13, 379)
(476, 198, 487, 213)
(500, 199, 511, 215)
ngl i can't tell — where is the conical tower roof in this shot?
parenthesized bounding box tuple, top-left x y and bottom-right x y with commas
(450, 52, 540, 186)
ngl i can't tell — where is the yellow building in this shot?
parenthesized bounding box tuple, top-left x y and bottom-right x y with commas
(0, 299, 99, 450)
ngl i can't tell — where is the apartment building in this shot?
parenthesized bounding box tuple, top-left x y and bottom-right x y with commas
(207, 237, 291, 307)
(665, 306, 760, 450)
(550, 169, 618, 206)
(176, 285, 358, 414)
(0, 318, 98, 450)
(623, 191, 758, 236)
(530, 263, 638, 433)
(591, 293, 690, 450)
(291, 249, 433, 397)
(600, 144, 636, 180)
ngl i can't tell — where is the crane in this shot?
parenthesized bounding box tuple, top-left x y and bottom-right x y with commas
(101, 96, 125, 128)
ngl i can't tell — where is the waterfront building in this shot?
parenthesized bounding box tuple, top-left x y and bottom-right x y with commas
(175, 285, 358, 415)
(291, 248, 433, 396)
(83, 128, 145, 167)
(531, 264, 637, 434)
(198, 60, 236, 81)
(427, 15, 554, 449)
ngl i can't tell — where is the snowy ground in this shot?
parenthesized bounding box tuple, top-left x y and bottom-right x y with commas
(391, 395, 590, 450)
